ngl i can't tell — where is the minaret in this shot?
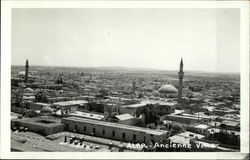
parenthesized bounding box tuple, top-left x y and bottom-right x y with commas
(25, 59, 29, 83)
(178, 58, 184, 103)
(132, 81, 136, 94)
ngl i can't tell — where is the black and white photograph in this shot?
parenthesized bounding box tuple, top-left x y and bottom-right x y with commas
(1, 1, 249, 159)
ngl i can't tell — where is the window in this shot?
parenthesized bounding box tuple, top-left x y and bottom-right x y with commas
(93, 128, 96, 134)
(65, 124, 69, 130)
(103, 129, 105, 135)
(84, 126, 86, 132)
(122, 133, 126, 139)
(112, 131, 115, 137)
(74, 125, 78, 130)
(133, 134, 136, 141)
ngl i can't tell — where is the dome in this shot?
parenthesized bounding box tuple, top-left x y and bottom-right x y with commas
(24, 87, 34, 93)
(41, 106, 53, 113)
(159, 84, 178, 94)
(17, 71, 30, 77)
(192, 92, 202, 98)
(17, 71, 25, 76)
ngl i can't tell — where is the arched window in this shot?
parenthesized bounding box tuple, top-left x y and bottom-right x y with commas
(133, 134, 136, 141)
(93, 128, 96, 134)
(122, 132, 126, 139)
(112, 131, 115, 137)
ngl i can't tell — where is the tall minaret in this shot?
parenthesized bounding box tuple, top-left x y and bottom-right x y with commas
(25, 59, 29, 83)
(132, 81, 136, 94)
(178, 58, 184, 103)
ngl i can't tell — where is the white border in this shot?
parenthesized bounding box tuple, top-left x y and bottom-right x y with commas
(1, 1, 249, 159)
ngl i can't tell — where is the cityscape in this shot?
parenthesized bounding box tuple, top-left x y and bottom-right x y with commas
(10, 59, 240, 152)
(9, 8, 241, 153)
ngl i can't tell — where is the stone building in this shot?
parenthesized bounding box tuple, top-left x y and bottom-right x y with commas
(62, 116, 169, 144)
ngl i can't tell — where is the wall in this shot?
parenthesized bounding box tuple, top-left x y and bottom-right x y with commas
(11, 119, 64, 135)
(62, 118, 168, 144)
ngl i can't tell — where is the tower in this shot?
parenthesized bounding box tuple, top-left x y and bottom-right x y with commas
(132, 81, 136, 94)
(25, 59, 29, 83)
(178, 58, 184, 103)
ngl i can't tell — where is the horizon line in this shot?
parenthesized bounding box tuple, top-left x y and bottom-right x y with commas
(11, 64, 240, 75)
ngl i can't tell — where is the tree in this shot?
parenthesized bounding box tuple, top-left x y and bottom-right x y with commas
(99, 89, 108, 97)
(170, 124, 185, 136)
(35, 91, 48, 102)
(138, 93, 144, 98)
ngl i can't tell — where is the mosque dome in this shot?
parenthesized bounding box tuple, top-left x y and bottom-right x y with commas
(17, 71, 30, 77)
(24, 87, 34, 93)
(17, 71, 25, 76)
(41, 106, 53, 113)
(159, 84, 178, 94)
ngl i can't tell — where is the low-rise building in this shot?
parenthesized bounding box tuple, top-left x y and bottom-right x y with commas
(11, 117, 64, 135)
(193, 124, 209, 135)
(220, 120, 240, 131)
(62, 116, 169, 144)
(69, 111, 104, 121)
(169, 131, 218, 151)
(115, 113, 135, 125)
(29, 102, 51, 110)
(53, 100, 88, 114)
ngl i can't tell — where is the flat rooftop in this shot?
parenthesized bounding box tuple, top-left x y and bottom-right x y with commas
(12, 116, 63, 127)
(142, 100, 177, 106)
(62, 117, 168, 136)
(115, 114, 134, 121)
(169, 131, 205, 144)
(69, 111, 104, 120)
(221, 120, 240, 127)
(194, 124, 209, 129)
(121, 100, 176, 108)
(169, 135, 190, 145)
(34, 102, 50, 106)
(179, 131, 205, 139)
(54, 100, 88, 106)
(121, 102, 147, 108)
(167, 114, 199, 120)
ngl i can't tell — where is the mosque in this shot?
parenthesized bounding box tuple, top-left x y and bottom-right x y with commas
(158, 58, 184, 104)
(17, 59, 30, 83)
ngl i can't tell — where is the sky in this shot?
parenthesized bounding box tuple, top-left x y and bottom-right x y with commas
(12, 8, 240, 73)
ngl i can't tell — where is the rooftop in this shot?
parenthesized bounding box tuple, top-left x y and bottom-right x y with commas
(194, 124, 209, 129)
(121, 102, 147, 108)
(142, 100, 177, 106)
(115, 114, 134, 121)
(62, 117, 168, 136)
(12, 116, 62, 128)
(169, 135, 190, 145)
(53, 100, 88, 106)
(69, 111, 104, 120)
(179, 131, 205, 139)
(167, 114, 199, 120)
(34, 102, 50, 106)
(172, 109, 185, 115)
(121, 100, 176, 108)
(208, 128, 240, 135)
(221, 120, 240, 127)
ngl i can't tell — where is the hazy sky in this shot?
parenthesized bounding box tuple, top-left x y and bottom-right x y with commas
(12, 9, 240, 73)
